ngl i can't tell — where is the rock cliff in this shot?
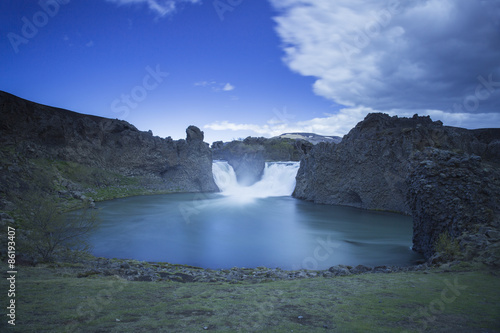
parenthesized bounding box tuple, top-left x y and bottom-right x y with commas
(294, 113, 500, 263)
(407, 148, 500, 265)
(212, 139, 266, 186)
(0, 91, 218, 201)
(294, 113, 499, 212)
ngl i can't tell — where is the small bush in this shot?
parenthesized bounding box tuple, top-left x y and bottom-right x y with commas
(435, 232, 461, 260)
(16, 191, 99, 262)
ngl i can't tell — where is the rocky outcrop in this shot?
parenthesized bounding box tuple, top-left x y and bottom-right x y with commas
(294, 113, 498, 212)
(0, 91, 218, 197)
(407, 148, 500, 265)
(160, 126, 218, 192)
(294, 113, 500, 262)
(227, 153, 266, 187)
(212, 139, 265, 186)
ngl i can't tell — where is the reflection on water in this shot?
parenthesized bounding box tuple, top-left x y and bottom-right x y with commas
(87, 193, 422, 270)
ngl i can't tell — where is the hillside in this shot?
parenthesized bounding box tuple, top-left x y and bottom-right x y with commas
(277, 132, 342, 144)
(0, 91, 218, 209)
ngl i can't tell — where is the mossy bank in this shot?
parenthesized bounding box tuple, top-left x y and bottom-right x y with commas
(1, 261, 498, 332)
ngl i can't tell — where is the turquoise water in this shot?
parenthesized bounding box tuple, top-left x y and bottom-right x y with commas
(88, 193, 422, 270)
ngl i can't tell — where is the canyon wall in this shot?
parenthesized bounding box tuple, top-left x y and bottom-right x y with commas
(294, 113, 500, 263)
(0, 91, 218, 202)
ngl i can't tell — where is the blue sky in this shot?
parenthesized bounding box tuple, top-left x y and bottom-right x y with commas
(1, 0, 499, 143)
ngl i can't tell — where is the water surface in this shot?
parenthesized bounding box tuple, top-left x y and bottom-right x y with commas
(89, 193, 421, 269)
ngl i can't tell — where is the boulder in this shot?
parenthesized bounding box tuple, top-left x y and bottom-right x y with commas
(186, 125, 204, 142)
(328, 265, 351, 276)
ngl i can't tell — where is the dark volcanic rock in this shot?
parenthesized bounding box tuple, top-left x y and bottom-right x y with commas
(72, 257, 423, 283)
(407, 148, 500, 264)
(160, 127, 218, 192)
(0, 91, 218, 194)
(294, 113, 497, 213)
(294, 113, 500, 263)
(186, 125, 204, 143)
(471, 128, 500, 164)
(227, 152, 266, 187)
(212, 140, 266, 186)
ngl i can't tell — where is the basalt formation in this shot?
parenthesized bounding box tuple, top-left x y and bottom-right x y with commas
(0, 91, 218, 207)
(294, 113, 500, 264)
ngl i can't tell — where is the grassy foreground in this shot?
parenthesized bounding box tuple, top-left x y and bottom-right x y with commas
(1, 262, 499, 332)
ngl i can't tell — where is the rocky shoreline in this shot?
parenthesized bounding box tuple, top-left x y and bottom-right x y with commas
(62, 256, 436, 283)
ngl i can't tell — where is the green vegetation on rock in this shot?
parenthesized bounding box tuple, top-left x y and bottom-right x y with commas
(212, 136, 311, 162)
(435, 232, 462, 261)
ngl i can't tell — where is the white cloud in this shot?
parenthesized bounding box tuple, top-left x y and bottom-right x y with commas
(195, 80, 235, 92)
(85, 40, 94, 47)
(269, 0, 500, 114)
(223, 83, 235, 91)
(106, 0, 201, 17)
(205, 106, 372, 138)
(205, 121, 273, 135)
(205, 107, 499, 141)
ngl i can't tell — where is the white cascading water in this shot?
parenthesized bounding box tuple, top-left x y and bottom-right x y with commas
(212, 160, 300, 200)
(212, 161, 239, 192)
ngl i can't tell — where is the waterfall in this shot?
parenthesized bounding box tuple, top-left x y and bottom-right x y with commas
(212, 160, 239, 192)
(212, 160, 300, 199)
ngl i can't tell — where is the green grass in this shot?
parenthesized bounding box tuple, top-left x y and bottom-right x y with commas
(27, 158, 174, 204)
(1, 263, 499, 332)
(87, 187, 173, 202)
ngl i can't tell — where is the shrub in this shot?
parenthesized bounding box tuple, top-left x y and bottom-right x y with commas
(16, 191, 99, 262)
(434, 232, 461, 260)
